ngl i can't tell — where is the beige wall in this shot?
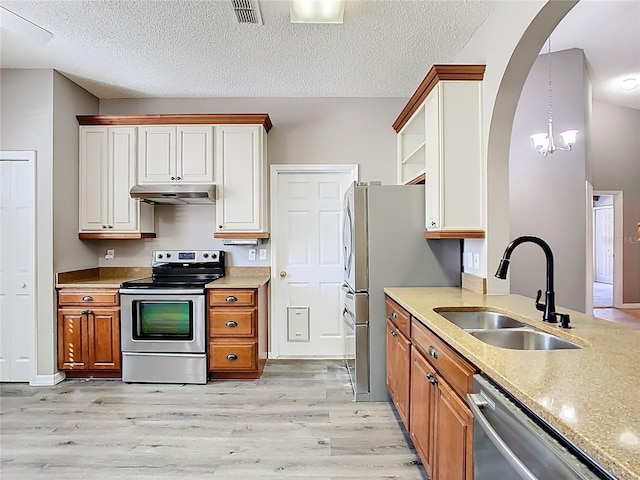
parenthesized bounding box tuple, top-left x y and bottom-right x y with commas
(509, 49, 588, 312)
(591, 101, 640, 304)
(97, 97, 405, 267)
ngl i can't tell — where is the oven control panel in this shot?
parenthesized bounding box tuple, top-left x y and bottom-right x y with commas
(152, 250, 223, 264)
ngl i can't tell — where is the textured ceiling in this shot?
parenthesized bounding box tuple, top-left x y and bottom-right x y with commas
(0, 0, 638, 110)
(0, 0, 495, 98)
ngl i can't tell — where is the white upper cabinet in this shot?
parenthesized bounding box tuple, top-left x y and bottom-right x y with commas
(79, 126, 154, 237)
(425, 80, 483, 235)
(397, 104, 426, 185)
(137, 125, 214, 184)
(215, 125, 267, 235)
(393, 65, 486, 239)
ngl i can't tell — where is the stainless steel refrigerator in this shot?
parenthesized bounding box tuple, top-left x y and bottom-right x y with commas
(342, 182, 460, 401)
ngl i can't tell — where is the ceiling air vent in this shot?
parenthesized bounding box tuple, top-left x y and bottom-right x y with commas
(231, 0, 263, 25)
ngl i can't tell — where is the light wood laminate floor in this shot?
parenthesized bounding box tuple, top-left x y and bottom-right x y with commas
(1, 360, 426, 480)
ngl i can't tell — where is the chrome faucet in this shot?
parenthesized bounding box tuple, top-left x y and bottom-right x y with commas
(495, 235, 570, 327)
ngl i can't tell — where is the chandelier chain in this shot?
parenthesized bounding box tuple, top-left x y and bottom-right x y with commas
(547, 37, 553, 123)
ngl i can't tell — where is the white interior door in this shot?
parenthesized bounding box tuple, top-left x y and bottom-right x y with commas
(594, 206, 613, 284)
(272, 166, 357, 358)
(0, 151, 36, 382)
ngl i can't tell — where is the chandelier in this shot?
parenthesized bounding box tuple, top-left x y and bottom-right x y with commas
(531, 38, 579, 156)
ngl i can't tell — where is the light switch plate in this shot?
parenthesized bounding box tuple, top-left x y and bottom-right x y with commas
(473, 253, 480, 269)
(249, 249, 256, 261)
(466, 252, 473, 268)
(259, 248, 267, 260)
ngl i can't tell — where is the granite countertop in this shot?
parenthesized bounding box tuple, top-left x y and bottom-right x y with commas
(384, 287, 640, 480)
(56, 266, 270, 289)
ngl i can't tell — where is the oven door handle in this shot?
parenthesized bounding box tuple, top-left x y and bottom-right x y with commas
(467, 393, 538, 480)
(119, 288, 205, 295)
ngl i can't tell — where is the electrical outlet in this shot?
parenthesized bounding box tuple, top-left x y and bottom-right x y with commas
(473, 253, 480, 269)
(466, 252, 473, 268)
(259, 248, 267, 260)
(105, 249, 115, 260)
(249, 248, 256, 261)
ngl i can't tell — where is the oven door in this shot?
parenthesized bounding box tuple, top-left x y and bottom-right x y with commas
(120, 290, 205, 354)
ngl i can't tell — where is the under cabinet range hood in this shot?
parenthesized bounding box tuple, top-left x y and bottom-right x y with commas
(130, 184, 216, 205)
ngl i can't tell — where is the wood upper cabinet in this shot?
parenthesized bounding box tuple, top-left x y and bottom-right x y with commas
(57, 289, 121, 373)
(214, 125, 268, 236)
(137, 125, 214, 184)
(79, 126, 155, 238)
(208, 285, 268, 379)
(393, 65, 486, 239)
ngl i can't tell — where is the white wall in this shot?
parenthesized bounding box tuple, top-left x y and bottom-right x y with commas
(591, 101, 640, 304)
(98, 97, 405, 266)
(509, 48, 588, 312)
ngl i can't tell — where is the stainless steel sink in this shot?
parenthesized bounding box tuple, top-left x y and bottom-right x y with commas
(469, 329, 582, 350)
(436, 310, 526, 330)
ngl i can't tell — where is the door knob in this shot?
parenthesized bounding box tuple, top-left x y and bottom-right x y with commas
(280, 271, 287, 278)
(20, 283, 26, 288)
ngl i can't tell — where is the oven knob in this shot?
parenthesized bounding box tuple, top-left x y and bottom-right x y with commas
(203, 252, 209, 258)
(157, 254, 163, 259)
(211, 252, 217, 259)
(166, 253, 171, 258)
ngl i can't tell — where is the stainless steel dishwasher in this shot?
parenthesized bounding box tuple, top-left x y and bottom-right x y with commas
(468, 375, 617, 480)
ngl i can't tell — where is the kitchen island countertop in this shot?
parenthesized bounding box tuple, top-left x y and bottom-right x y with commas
(384, 286, 640, 480)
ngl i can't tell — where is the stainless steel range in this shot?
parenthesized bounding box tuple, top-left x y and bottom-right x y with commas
(119, 250, 225, 384)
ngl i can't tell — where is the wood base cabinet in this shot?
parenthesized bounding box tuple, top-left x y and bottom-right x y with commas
(386, 296, 412, 429)
(208, 285, 268, 379)
(57, 289, 121, 377)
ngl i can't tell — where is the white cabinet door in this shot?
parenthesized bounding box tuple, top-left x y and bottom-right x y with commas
(79, 127, 109, 231)
(177, 126, 214, 183)
(425, 81, 483, 232)
(80, 126, 151, 234)
(138, 125, 214, 184)
(137, 126, 176, 184)
(215, 126, 265, 233)
(110, 127, 138, 231)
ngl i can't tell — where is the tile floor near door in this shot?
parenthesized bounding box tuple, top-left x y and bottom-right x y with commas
(0, 360, 427, 480)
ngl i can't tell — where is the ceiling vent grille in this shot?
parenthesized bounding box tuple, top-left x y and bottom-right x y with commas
(231, 0, 263, 25)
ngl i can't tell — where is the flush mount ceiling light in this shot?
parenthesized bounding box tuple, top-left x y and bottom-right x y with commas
(530, 37, 579, 157)
(289, 0, 345, 23)
(0, 6, 53, 45)
(620, 77, 639, 90)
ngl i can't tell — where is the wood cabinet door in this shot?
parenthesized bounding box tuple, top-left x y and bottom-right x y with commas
(215, 125, 264, 232)
(58, 309, 90, 369)
(386, 319, 410, 429)
(435, 378, 473, 480)
(137, 126, 176, 184)
(88, 309, 120, 370)
(410, 346, 437, 477)
(176, 126, 214, 183)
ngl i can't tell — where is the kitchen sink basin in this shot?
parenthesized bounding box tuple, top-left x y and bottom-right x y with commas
(436, 310, 526, 330)
(469, 329, 582, 350)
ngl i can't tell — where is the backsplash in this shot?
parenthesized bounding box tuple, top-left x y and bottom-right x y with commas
(95, 205, 270, 267)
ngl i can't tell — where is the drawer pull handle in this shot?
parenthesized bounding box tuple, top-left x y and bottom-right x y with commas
(226, 354, 238, 361)
(428, 346, 438, 359)
(426, 373, 438, 385)
(390, 330, 397, 337)
(82, 296, 94, 302)
(225, 296, 238, 302)
(391, 310, 397, 319)
(225, 321, 238, 328)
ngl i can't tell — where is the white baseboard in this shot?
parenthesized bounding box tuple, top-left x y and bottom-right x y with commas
(31, 371, 66, 386)
(621, 303, 640, 309)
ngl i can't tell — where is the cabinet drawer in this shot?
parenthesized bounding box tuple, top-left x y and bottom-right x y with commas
(209, 308, 256, 337)
(386, 296, 410, 338)
(411, 318, 476, 398)
(209, 341, 257, 371)
(58, 289, 119, 306)
(208, 289, 256, 307)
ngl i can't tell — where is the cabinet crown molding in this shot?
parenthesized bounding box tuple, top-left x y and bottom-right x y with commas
(393, 65, 486, 133)
(77, 113, 273, 133)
